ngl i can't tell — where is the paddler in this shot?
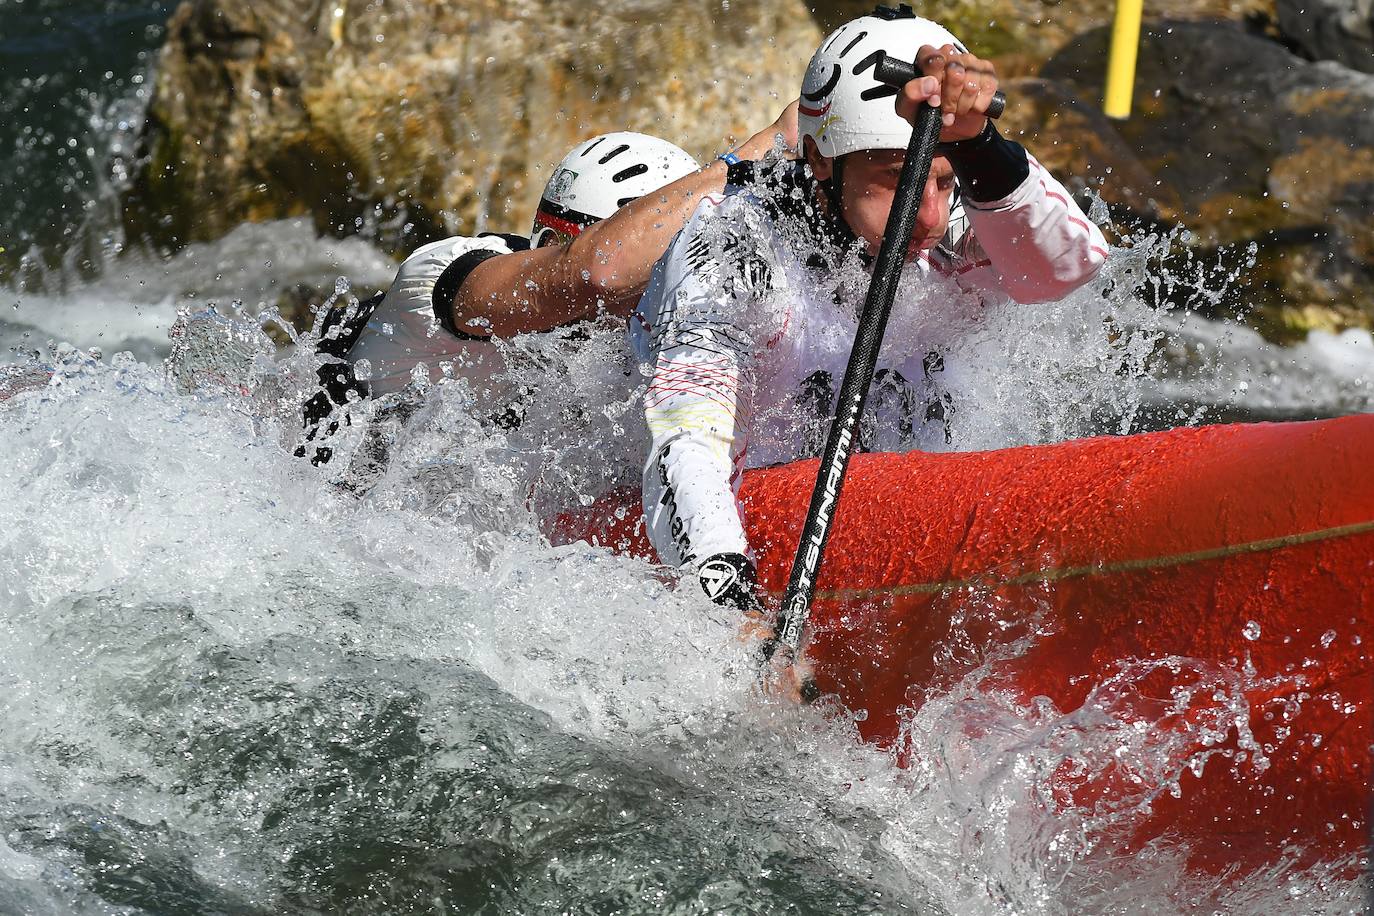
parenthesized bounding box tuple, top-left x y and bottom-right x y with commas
(635, 5, 1109, 610)
(299, 107, 798, 464)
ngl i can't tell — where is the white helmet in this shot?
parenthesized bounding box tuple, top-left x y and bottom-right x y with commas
(531, 132, 699, 245)
(799, 5, 966, 159)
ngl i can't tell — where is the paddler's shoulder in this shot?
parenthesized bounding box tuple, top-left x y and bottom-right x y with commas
(678, 160, 812, 245)
(722, 160, 858, 261)
(399, 232, 528, 268)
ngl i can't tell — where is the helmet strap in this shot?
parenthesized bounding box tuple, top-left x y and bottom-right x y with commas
(818, 154, 860, 245)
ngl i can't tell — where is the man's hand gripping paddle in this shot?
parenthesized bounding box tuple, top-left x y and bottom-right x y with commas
(761, 57, 1005, 699)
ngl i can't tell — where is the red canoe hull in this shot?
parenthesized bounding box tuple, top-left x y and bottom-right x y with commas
(550, 416, 1374, 868)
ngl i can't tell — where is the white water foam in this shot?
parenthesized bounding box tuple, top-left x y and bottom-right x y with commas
(2, 218, 396, 363)
(0, 217, 1368, 912)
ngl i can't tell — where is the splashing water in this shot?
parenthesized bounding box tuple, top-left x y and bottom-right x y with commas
(1, 203, 1370, 914)
(4, 0, 1372, 907)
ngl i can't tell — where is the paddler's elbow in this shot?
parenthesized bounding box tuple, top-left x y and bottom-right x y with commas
(582, 257, 618, 296)
(576, 254, 647, 320)
(583, 249, 638, 300)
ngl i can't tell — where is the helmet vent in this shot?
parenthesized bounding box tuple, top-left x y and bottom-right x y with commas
(838, 31, 867, 58)
(852, 49, 883, 76)
(612, 163, 649, 183)
(853, 49, 899, 99)
(598, 144, 631, 164)
(581, 137, 606, 158)
(819, 25, 848, 56)
(859, 84, 900, 101)
(617, 196, 638, 208)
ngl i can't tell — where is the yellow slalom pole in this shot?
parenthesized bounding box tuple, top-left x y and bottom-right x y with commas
(1103, 0, 1144, 119)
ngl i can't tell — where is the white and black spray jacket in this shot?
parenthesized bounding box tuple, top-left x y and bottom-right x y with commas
(632, 131, 1110, 570)
(349, 233, 530, 398)
(297, 232, 529, 464)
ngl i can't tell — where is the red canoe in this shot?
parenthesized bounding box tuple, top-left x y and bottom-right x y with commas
(550, 415, 1374, 871)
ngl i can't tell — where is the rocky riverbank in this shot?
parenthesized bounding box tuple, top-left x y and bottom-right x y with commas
(121, 0, 1374, 338)
(122, 0, 822, 254)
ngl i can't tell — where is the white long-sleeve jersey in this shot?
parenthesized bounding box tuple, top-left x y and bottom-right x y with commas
(634, 157, 1108, 568)
(350, 234, 526, 397)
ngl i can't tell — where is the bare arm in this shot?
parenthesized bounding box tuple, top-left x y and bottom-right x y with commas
(449, 101, 798, 340)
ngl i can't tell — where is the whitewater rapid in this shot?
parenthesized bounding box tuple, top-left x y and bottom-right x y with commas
(1, 216, 1371, 913)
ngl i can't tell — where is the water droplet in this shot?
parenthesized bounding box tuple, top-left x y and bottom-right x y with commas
(1320, 629, 1336, 649)
(1242, 620, 1261, 641)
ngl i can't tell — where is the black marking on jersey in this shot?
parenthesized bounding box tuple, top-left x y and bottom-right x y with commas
(314, 290, 383, 361)
(728, 259, 771, 298)
(666, 323, 753, 361)
(655, 446, 696, 565)
(683, 236, 713, 271)
(598, 143, 630, 164)
(613, 162, 649, 183)
(682, 230, 775, 300)
(581, 136, 606, 158)
(871, 367, 917, 444)
(839, 30, 867, 58)
(803, 64, 841, 101)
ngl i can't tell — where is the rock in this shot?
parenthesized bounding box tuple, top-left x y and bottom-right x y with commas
(809, 0, 1277, 77)
(126, 1, 1371, 340)
(126, 0, 1288, 259)
(1277, 0, 1374, 73)
(995, 76, 1183, 226)
(124, 0, 821, 253)
(1043, 20, 1374, 338)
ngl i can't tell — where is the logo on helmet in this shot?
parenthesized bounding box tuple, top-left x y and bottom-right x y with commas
(547, 167, 578, 203)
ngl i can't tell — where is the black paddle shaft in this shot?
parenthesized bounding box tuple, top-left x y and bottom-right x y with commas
(772, 98, 945, 661)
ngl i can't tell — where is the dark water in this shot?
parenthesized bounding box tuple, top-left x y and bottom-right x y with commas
(0, 0, 175, 279)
